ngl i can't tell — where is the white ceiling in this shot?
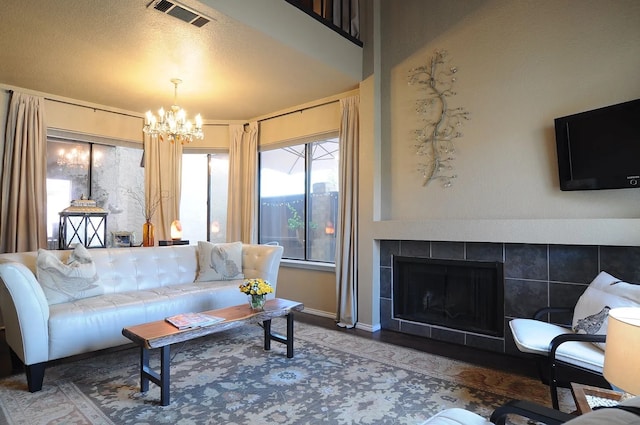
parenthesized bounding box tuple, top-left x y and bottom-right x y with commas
(0, 0, 362, 121)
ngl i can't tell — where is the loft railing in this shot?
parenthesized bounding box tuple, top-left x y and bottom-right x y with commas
(285, 0, 362, 46)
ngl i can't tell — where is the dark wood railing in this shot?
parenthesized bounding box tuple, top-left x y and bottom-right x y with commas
(285, 0, 362, 46)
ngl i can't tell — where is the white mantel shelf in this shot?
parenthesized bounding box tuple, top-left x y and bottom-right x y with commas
(372, 219, 640, 247)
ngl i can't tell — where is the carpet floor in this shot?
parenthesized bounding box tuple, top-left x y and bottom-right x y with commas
(0, 320, 571, 424)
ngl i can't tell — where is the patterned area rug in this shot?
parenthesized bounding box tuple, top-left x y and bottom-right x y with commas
(0, 321, 571, 424)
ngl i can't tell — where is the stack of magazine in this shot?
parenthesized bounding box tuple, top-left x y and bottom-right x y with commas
(165, 312, 225, 329)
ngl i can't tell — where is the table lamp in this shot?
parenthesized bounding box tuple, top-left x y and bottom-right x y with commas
(603, 307, 640, 395)
(159, 220, 189, 246)
(170, 220, 183, 240)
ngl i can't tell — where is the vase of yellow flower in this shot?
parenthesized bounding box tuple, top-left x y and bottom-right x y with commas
(239, 278, 274, 311)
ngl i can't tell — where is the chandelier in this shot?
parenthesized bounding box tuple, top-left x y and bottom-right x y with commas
(143, 78, 204, 144)
(56, 146, 102, 168)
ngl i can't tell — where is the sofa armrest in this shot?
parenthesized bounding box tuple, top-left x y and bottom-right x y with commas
(242, 244, 284, 293)
(0, 262, 50, 365)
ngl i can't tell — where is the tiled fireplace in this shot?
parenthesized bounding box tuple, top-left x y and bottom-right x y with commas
(379, 240, 640, 355)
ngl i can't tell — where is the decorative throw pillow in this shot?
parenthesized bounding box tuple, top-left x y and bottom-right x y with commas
(195, 241, 244, 282)
(36, 244, 103, 305)
(572, 271, 640, 350)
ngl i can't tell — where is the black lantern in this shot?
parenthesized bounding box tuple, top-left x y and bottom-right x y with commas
(58, 198, 108, 249)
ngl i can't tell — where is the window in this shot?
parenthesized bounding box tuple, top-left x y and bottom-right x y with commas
(259, 137, 339, 262)
(46, 139, 144, 248)
(180, 153, 229, 243)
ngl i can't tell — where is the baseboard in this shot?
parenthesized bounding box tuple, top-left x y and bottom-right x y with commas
(297, 308, 381, 333)
(355, 322, 381, 333)
(300, 307, 336, 319)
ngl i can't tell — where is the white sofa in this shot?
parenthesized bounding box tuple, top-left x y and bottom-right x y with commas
(0, 243, 283, 392)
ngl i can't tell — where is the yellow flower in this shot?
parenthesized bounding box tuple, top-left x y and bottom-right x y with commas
(240, 278, 273, 296)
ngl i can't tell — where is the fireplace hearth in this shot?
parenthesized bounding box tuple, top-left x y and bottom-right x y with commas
(393, 256, 504, 337)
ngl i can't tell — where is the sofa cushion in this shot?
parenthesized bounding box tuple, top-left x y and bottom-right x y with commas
(196, 241, 244, 282)
(36, 245, 103, 305)
(572, 271, 640, 349)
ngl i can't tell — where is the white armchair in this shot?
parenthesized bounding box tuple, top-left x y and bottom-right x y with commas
(421, 398, 640, 425)
(509, 271, 640, 410)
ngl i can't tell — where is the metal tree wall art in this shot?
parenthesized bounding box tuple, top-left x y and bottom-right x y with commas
(408, 49, 470, 187)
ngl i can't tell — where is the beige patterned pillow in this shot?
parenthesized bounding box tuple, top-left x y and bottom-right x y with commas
(36, 244, 103, 305)
(572, 271, 640, 350)
(195, 241, 244, 282)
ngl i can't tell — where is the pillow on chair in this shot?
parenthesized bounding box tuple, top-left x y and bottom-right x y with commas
(572, 271, 640, 350)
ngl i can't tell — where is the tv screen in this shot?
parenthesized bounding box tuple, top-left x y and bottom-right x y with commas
(554, 98, 640, 191)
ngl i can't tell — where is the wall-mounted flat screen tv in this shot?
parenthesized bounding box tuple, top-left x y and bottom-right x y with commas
(554, 98, 640, 191)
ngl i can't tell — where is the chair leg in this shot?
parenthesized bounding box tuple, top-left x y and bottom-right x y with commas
(549, 358, 560, 410)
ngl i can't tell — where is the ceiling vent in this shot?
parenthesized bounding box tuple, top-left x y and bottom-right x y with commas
(149, 0, 210, 28)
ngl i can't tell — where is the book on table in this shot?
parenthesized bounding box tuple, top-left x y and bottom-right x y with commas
(165, 312, 225, 329)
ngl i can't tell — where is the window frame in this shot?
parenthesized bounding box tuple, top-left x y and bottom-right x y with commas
(258, 132, 339, 265)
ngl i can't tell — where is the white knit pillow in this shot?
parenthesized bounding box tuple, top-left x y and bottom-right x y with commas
(195, 241, 244, 282)
(572, 271, 640, 350)
(36, 244, 103, 305)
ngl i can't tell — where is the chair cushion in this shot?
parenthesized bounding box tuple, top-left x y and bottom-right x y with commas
(509, 318, 604, 372)
(419, 408, 491, 425)
(572, 271, 640, 349)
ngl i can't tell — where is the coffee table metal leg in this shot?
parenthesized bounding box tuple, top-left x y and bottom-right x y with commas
(262, 313, 295, 358)
(139, 345, 171, 406)
(140, 347, 150, 393)
(159, 345, 170, 406)
(263, 319, 272, 351)
(286, 312, 294, 358)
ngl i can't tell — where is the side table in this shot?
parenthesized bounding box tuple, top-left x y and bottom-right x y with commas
(571, 382, 624, 414)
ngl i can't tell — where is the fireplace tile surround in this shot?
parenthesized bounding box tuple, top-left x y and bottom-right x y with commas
(379, 240, 640, 355)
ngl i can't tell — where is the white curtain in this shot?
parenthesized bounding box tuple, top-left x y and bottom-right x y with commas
(336, 95, 359, 328)
(142, 135, 182, 242)
(227, 122, 258, 243)
(0, 92, 47, 253)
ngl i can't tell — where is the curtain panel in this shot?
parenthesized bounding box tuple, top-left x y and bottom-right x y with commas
(336, 95, 359, 328)
(0, 92, 47, 253)
(143, 134, 183, 242)
(227, 122, 258, 244)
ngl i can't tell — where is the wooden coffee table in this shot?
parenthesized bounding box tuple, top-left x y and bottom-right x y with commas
(122, 298, 304, 406)
(570, 382, 624, 414)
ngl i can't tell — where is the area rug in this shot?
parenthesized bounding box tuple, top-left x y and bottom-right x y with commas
(0, 321, 571, 424)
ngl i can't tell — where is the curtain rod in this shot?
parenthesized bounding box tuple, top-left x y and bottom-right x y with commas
(46, 98, 143, 120)
(256, 99, 339, 124)
(6, 89, 335, 126)
(47, 99, 232, 125)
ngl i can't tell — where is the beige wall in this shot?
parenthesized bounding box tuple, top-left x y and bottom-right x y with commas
(385, 0, 640, 221)
(276, 265, 336, 317)
(356, 0, 640, 329)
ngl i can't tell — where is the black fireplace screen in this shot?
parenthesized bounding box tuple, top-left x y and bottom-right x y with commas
(393, 256, 504, 337)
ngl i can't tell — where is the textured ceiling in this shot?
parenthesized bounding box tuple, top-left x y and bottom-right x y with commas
(0, 0, 361, 121)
